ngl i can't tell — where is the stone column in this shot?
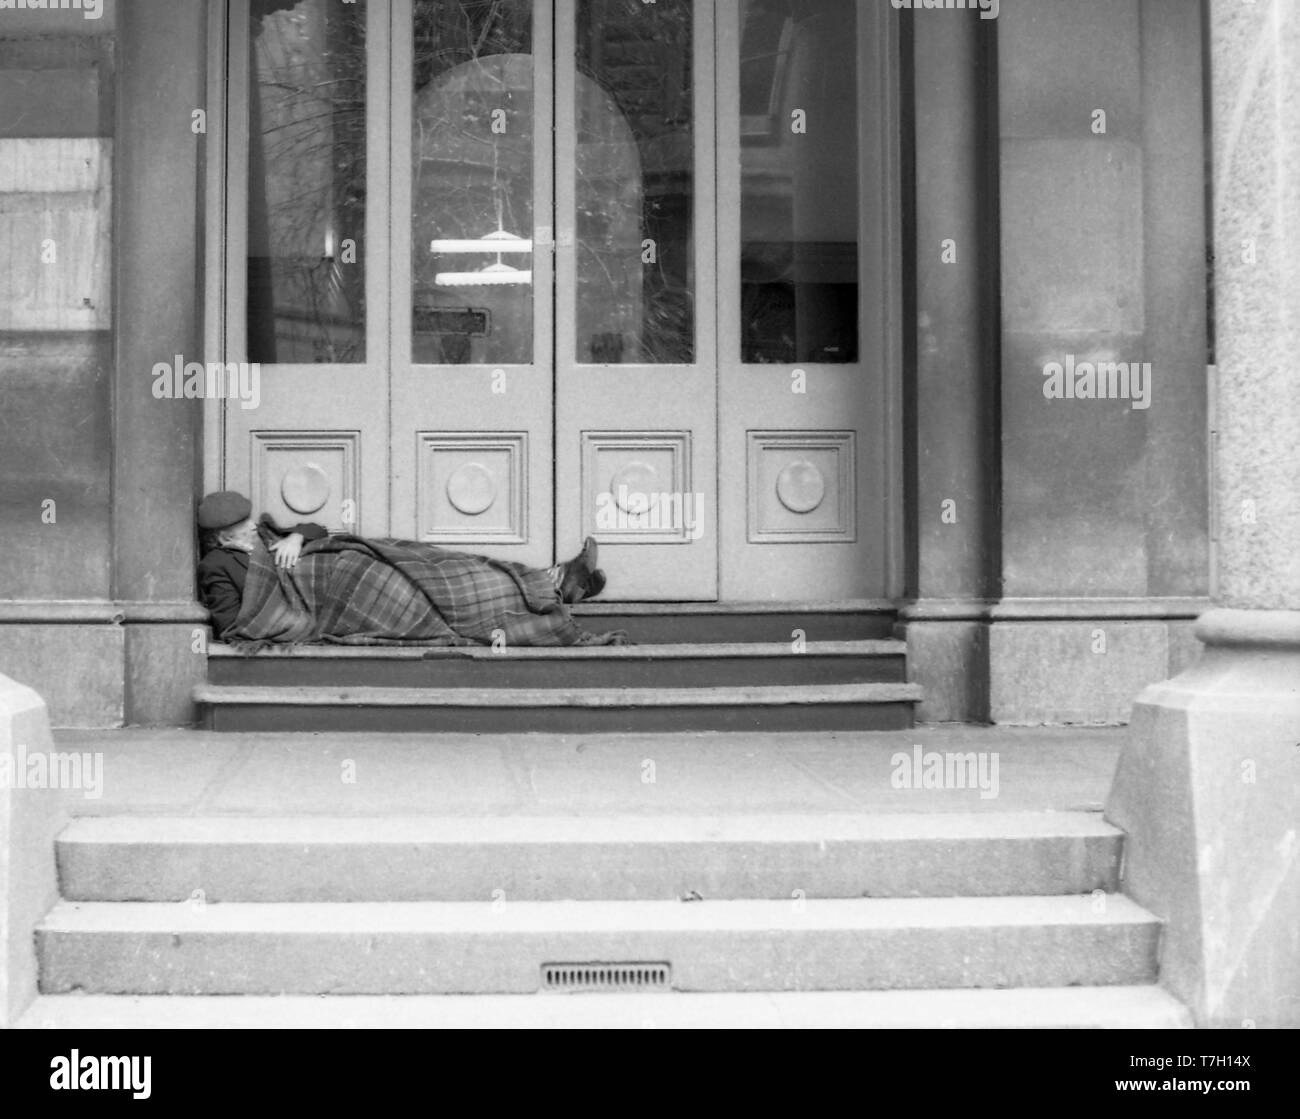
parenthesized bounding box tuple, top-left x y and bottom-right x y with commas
(113, 0, 211, 725)
(1105, 0, 1300, 1028)
(900, 9, 999, 722)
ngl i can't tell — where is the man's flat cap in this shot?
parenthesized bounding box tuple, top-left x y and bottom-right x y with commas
(197, 491, 252, 530)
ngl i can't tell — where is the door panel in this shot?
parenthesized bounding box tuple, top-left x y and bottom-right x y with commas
(555, 0, 718, 600)
(225, 0, 389, 538)
(717, 0, 893, 600)
(389, 0, 554, 568)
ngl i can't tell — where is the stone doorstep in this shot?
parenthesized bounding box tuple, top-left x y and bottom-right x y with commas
(205, 639, 908, 660)
(192, 682, 924, 707)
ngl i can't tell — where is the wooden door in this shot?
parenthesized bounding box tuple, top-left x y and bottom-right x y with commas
(389, 0, 554, 569)
(221, 0, 898, 603)
(716, 0, 898, 600)
(553, 0, 719, 600)
(224, 0, 390, 539)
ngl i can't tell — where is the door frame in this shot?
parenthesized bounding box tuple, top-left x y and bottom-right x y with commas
(202, 0, 906, 603)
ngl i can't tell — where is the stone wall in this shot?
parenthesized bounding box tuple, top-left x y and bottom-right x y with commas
(0, 0, 208, 727)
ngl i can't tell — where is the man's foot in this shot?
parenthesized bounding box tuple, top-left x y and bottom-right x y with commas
(583, 568, 607, 601)
(557, 536, 603, 603)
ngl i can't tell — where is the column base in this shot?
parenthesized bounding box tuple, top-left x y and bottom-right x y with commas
(899, 601, 991, 723)
(0, 603, 207, 728)
(1105, 608, 1300, 1027)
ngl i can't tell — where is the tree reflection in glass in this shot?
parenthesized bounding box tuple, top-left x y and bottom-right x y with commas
(246, 0, 368, 365)
(575, 0, 695, 365)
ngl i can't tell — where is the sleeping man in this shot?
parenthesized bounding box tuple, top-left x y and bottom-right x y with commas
(196, 491, 622, 648)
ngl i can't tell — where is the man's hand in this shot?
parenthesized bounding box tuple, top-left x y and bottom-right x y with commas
(270, 532, 305, 569)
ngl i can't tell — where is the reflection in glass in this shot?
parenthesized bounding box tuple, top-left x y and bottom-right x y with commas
(247, 0, 367, 364)
(412, 0, 534, 365)
(576, 0, 694, 364)
(739, 0, 858, 364)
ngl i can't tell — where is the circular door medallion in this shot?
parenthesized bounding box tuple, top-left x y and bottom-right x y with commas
(776, 460, 826, 514)
(280, 462, 330, 515)
(446, 461, 497, 516)
(610, 462, 658, 513)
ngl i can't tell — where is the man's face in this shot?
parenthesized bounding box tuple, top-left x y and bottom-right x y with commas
(219, 516, 257, 552)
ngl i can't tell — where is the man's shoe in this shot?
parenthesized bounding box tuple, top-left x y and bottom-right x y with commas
(558, 536, 600, 603)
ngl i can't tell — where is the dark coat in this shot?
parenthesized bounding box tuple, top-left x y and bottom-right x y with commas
(198, 516, 326, 638)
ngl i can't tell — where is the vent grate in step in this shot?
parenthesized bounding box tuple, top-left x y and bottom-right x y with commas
(542, 962, 671, 992)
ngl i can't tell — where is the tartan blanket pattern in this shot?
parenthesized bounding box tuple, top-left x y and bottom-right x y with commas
(223, 529, 623, 648)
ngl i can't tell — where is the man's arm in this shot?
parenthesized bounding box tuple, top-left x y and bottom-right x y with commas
(258, 513, 327, 542)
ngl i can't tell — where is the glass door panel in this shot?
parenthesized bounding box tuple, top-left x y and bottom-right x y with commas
(573, 0, 695, 365)
(246, 0, 369, 365)
(739, 0, 859, 365)
(412, 0, 534, 366)
(389, 0, 554, 564)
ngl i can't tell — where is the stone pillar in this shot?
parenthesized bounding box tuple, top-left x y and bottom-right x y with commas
(113, 0, 211, 725)
(987, 0, 1211, 725)
(900, 9, 999, 722)
(1105, 0, 1300, 1028)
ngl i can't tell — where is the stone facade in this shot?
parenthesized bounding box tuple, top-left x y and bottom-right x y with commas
(0, 0, 1213, 727)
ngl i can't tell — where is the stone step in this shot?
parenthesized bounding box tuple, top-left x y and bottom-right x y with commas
(193, 682, 922, 732)
(37, 895, 1160, 995)
(567, 603, 897, 644)
(56, 812, 1123, 902)
(17, 986, 1193, 1029)
(206, 640, 908, 690)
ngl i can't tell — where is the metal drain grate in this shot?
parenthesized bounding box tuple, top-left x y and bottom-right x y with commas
(542, 962, 671, 992)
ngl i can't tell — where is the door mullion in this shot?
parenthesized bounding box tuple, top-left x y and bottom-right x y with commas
(368, 0, 394, 534)
(390, 0, 415, 538)
(538, 0, 558, 562)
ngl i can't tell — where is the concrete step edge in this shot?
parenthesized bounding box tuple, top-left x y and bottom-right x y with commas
(56, 810, 1124, 846)
(191, 682, 925, 707)
(39, 894, 1160, 934)
(17, 986, 1193, 1029)
(207, 640, 908, 660)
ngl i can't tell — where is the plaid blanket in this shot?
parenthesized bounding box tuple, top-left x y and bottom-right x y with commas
(222, 527, 626, 648)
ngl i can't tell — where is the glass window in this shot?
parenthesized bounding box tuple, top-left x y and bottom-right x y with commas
(575, 0, 695, 364)
(412, 0, 534, 366)
(739, 0, 858, 364)
(246, 0, 368, 364)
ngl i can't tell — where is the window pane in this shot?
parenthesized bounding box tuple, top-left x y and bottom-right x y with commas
(739, 0, 858, 364)
(247, 0, 367, 364)
(412, 0, 534, 366)
(575, 0, 694, 364)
